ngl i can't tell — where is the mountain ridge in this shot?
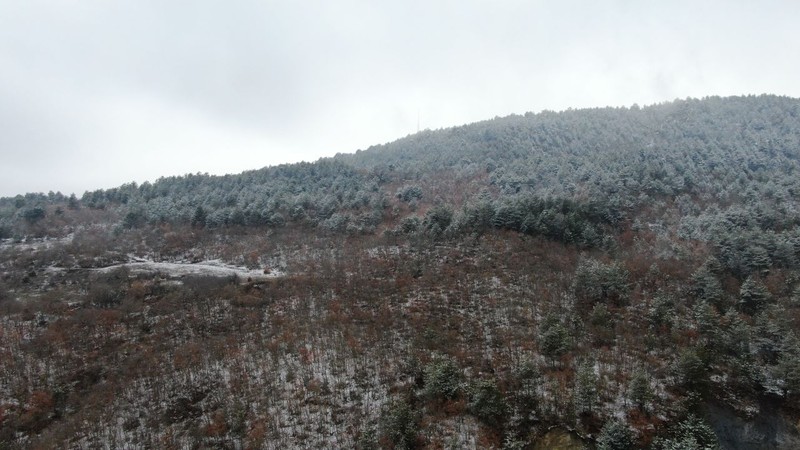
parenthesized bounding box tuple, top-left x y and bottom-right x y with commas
(1, 94, 800, 448)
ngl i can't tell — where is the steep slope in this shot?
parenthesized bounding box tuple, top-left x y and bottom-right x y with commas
(1, 95, 800, 448)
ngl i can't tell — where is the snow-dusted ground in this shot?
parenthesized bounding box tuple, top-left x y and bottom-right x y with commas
(0, 234, 74, 251)
(95, 259, 284, 281)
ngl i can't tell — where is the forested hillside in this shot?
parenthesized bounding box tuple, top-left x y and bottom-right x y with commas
(1, 95, 800, 449)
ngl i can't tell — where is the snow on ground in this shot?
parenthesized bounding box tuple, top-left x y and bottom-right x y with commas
(95, 259, 284, 281)
(0, 234, 74, 251)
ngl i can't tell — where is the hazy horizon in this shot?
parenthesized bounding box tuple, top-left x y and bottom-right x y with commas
(2, 1, 799, 197)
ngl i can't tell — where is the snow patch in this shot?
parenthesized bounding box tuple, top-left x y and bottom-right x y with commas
(94, 259, 284, 281)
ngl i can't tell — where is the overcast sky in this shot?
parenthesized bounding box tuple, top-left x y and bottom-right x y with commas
(1, 1, 798, 197)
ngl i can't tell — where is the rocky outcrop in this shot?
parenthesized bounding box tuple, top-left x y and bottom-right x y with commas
(707, 399, 800, 450)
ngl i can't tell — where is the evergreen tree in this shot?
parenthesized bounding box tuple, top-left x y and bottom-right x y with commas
(573, 360, 598, 415)
(379, 399, 419, 450)
(596, 419, 635, 450)
(652, 415, 720, 450)
(539, 314, 572, 364)
(628, 368, 653, 411)
(776, 333, 800, 398)
(738, 276, 770, 315)
(422, 356, 462, 401)
(467, 378, 508, 428)
(191, 206, 207, 228)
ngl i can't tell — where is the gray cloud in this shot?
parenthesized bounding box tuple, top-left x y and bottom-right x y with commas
(1, 0, 799, 196)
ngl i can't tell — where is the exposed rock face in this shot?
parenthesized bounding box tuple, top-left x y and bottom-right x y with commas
(532, 427, 589, 450)
(707, 400, 800, 450)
